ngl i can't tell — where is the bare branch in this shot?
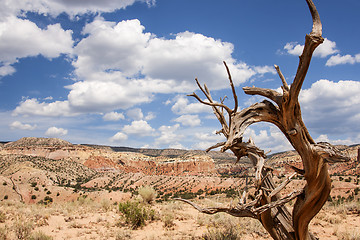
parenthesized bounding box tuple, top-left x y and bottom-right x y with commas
(254, 190, 303, 215)
(274, 64, 289, 91)
(243, 86, 282, 106)
(205, 141, 226, 152)
(268, 172, 297, 198)
(174, 198, 257, 218)
(306, 0, 322, 37)
(313, 142, 351, 163)
(290, 0, 323, 104)
(223, 61, 238, 113)
(190, 78, 230, 136)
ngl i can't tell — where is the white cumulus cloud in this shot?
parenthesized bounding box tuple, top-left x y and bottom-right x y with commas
(9, 121, 37, 130)
(126, 108, 144, 120)
(109, 132, 128, 142)
(103, 112, 125, 121)
(13, 18, 275, 117)
(122, 120, 155, 136)
(45, 126, 68, 137)
(171, 96, 211, 115)
(174, 114, 201, 127)
(326, 53, 360, 66)
(0, 16, 73, 76)
(300, 79, 360, 137)
(155, 124, 182, 147)
(283, 38, 338, 58)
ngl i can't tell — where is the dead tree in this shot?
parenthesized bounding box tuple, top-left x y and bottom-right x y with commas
(177, 0, 350, 239)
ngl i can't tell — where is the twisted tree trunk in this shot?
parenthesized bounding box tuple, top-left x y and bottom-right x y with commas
(178, 1, 350, 239)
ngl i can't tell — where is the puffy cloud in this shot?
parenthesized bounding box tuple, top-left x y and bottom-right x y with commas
(0, 16, 73, 74)
(326, 53, 360, 66)
(126, 108, 144, 120)
(191, 131, 225, 150)
(284, 38, 338, 58)
(73, 18, 151, 79)
(13, 18, 275, 116)
(122, 120, 155, 136)
(66, 81, 153, 112)
(155, 124, 182, 146)
(73, 19, 270, 89)
(45, 126, 68, 137)
(103, 112, 125, 121)
(109, 132, 128, 142)
(314, 134, 353, 146)
(0, 64, 16, 77)
(9, 121, 37, 130)
(300, 79, 360, 136)
(13, 98, 74, 117)
(174, 114, 201, 127)
(171, 96, 211, 115)
(144, 112, 156, 121)
(283, 42, 303, 56)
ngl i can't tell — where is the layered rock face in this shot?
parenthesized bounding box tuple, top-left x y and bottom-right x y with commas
(1, 137, 218, 176)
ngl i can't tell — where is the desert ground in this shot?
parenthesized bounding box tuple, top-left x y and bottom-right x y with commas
(0, 193, 359, 240)
(1, 138, 359, 239)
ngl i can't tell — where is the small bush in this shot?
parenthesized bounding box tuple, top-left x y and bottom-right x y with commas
(115, 230, 132, 240)
(13, 221, 33, 240)
(202, 226, 241, 240)
(162, 213, 175, 229)
(4, 195, 8, 200)
(138, 185, 157, 204)
(118, 201, 155, 229)
(31, 195, 37, 200)
(29, 231, 53, 240)
(31, 182, 37, 188)
(101, 199, 111, 211)
(2, 182, 7, 186)
(0, 211, 6, 223)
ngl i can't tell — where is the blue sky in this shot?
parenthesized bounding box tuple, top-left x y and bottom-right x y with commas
(0, 0, 359, 153)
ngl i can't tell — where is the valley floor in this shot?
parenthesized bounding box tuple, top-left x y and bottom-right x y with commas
(0, 196, 359, 240)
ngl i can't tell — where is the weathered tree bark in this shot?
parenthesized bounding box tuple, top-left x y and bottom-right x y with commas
(177, 1, 350, 239)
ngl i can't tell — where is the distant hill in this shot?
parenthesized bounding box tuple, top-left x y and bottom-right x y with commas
(0, 137, 359, 204)
(82, 144, 238, 163)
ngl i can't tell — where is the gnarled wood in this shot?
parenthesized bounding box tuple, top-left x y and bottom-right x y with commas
(178, 1, 350, 239)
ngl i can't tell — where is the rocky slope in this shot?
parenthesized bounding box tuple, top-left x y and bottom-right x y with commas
(0, 137, 359, 204)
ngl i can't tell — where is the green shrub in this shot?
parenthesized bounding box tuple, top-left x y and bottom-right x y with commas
(31, 195, 37, 200)
(138, 185, 157, 204)
(118, 201, 155, 229)
(3, 195, 8, 200)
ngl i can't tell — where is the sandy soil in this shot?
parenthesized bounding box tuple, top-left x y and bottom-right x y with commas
(0, 196, 359, 240)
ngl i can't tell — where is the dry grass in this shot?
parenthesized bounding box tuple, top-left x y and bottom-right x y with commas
(138, 185, 157, 204)
(0, 197, 358, 240)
